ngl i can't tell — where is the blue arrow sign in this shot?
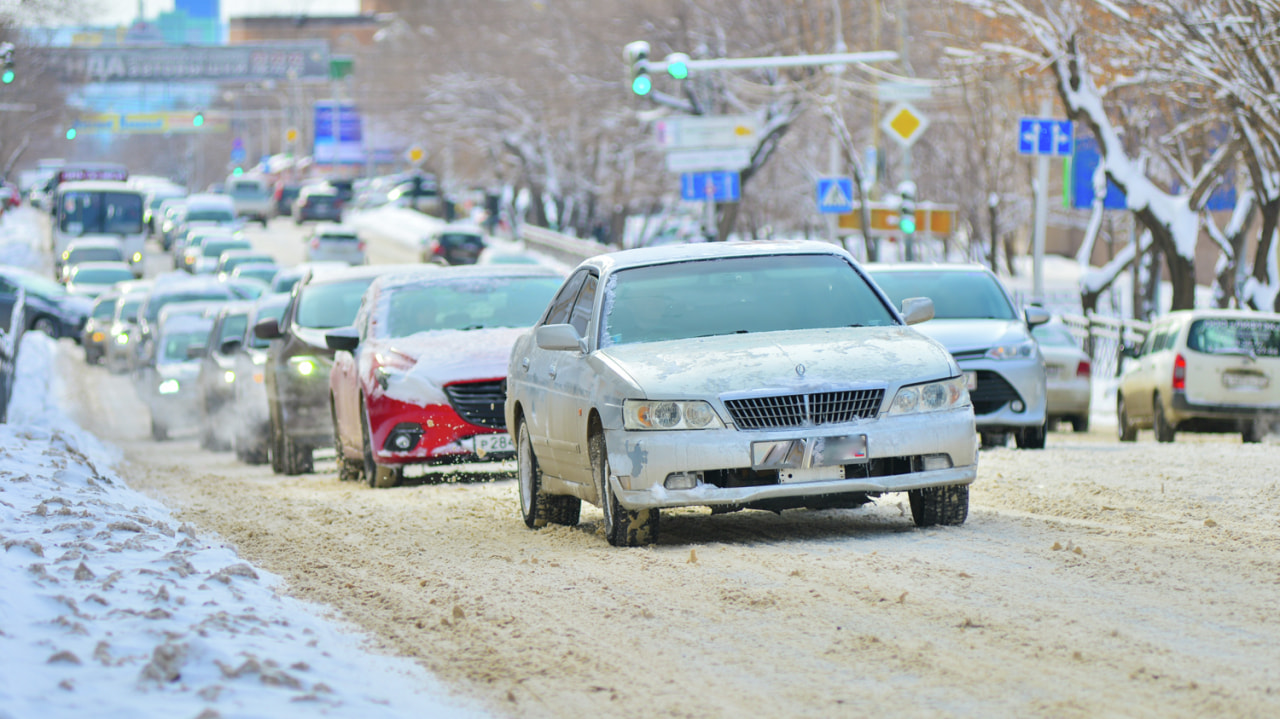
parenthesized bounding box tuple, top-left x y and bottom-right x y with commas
(815, 177, 854, 214)
(1018, 118, 1073, 157)
(681, 171, 740, 202)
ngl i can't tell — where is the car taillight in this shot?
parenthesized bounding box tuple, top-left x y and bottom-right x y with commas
(1173, 353, 1186, 391)
(1076, 360, 1091, 378)
(432, 243, 445, 255)
(310, 238, 320, 249)
(357, 240, 365, 252)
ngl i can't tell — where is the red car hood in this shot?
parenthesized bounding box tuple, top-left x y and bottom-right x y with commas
(374, 327, 523, 407)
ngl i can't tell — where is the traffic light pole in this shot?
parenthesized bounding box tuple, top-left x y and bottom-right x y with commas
(645, 50, 898, 75)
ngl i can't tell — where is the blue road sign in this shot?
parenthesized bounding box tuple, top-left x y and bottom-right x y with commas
(230, 137, 246, 163)
(1018, 117, 1073, 157)
(815, 177, 854, 214)
(681, 171, 740, 202)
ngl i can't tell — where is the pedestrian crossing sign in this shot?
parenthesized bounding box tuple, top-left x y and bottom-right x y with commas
(816, 177, 854, 214)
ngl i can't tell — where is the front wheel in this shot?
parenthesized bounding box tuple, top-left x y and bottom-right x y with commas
(1015, 421, 1047, 450)
(908, 484, 969, 527)
(590, 429, 658, 547)
(362, 403, 400, 489)
(31, 316, 57, 338)
(150, 416, 168, 442)
(517, 419, 580, 528)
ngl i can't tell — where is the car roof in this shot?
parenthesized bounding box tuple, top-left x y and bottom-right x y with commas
(301, 264, 405, 288)
(185, 193, 234, 206)
(581, 240, 852, 274)
(373, 264, 560, 291)
(863, 262, 995, 274)
(56, 180, 139, 193)
(1156, 309, 1280, 323)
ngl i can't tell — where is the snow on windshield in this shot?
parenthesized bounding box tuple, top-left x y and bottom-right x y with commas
(379, 276, 560, 338)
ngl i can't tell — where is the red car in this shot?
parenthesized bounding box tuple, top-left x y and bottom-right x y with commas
(326, 265, 563, 488)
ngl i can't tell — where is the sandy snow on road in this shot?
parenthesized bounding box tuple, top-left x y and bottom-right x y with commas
(55, 333, 1280, 718)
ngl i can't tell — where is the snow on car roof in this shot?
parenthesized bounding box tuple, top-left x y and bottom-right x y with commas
(585, 239, 851, 274)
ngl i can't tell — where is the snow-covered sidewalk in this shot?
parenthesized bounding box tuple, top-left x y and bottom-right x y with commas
(0, 332, 484, 719)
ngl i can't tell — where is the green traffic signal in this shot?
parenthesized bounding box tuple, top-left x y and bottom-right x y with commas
(232, 167, 243, 177)
(666, 53, 690, 80)
(1, 70, 12, 84)
(900, 216, 916, 235)
(632, 74, 652, 96)
(193, 112, 204, 127)
(65, 128, 76, 140)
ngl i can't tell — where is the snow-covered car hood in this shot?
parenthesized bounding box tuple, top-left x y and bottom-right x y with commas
(908, 319, 1030, 355)
(598, 326, 956, 398)
(156, 361, 200, 380)
(379, 327, 525, 406)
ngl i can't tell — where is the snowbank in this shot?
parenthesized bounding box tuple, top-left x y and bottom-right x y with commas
(0, 332, 484, 718)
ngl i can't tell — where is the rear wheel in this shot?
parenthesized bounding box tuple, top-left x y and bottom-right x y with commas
(590, 429, 658, 547)
(1243, 419, 1266, 444)
(32, 316, 57, 338)
(1117, 395, 1137, 442)
(517, 418, 580, 528)
(979, 431, 1006, 449)
(908, 484, 969, 527)
(1153, 395, 1176, 443)
(1071, 414, 1090, 433)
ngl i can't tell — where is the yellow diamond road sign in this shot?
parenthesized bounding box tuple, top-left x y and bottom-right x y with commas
(882, 102, 928, 148)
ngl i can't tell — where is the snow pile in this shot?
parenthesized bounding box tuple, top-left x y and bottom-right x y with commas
(0, 333, 483, 718)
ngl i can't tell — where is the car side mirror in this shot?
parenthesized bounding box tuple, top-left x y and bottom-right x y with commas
(1024, 306, 1052, 327)
(1120, 344, 1140, 360)
(219, 338, 242, 355)
(900, 297, 934, 325)
(325, 326, 360, 352)
(535, 323, 585, 353)
(254, 316, 282, 340)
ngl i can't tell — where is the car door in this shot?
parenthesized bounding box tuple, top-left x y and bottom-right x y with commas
(546, 272, 600, 485)
(515, 270, 587, 479)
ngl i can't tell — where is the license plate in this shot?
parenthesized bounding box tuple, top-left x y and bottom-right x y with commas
(779, 465, 846, 484)
(752, 434, 867, 470)
(1044, 365, 1061, 378)
(473, 433, 514, 458)
(1223, 373, 1268, 390)
(964, 371, 978, 390)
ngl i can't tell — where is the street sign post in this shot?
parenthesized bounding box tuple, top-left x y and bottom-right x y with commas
(1018, 117, 1073, 156)
(680, 171, 740, 202)
(815, 177, 854, 214)
(836, 203, 957, 237)
(406, 145, 426, 164)
(656, 114, 760, 150)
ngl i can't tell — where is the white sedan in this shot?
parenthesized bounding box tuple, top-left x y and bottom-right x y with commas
(505, 241, 978, 546)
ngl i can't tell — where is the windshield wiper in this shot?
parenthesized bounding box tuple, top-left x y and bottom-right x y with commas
(458, 324, 486, 331)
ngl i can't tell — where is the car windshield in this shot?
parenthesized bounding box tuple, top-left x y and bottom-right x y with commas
(383, 276, 561, 337)
(271, 273, 301, 295)
(236, 267, 278, 284)
(249, 301, 288, 348)
(159, 330, 206, 364)
(73, 267, 133, 284)
(69, 247, 123, 263)
(147, 290, 230, 321)
(59, 191, 144, 235)
(318, 232, 358, 243)
(187, 208, 234, 223)
(871, 270, 1018, 321)
(295, 278, 378, 329)
(119, 298, 143, 321)
(229, 183, 265, 198)
(218, 314, 249, 345)
(222, 255, 271, 271)
(203, 240, 251, 257)
(1033, 324, 1079, 348)
(92, 298, 117, 320)
(439, 232, 483, 247)
(602, 254, 896, 347)
(1187, 318, 1280, 357)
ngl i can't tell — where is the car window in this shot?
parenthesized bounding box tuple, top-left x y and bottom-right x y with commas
(544, 271, 588, 326)
(568, 274, 598, 338)
(603, 254, 896, 346)
(159, 330, 206, 364)
(1187, 318, 1280, 357)
(218, 314, 249, 345)
(69, 247, 123, 263)
(146, 290, 231, 321)
(871, 270, 1018, 321)
(203, 240, 252, 257)
(382, 276, 561, 337)
(295, 278, 378, 329)
(1032, 324, 1078, 348)
(92, 297, 117, 320)
(72, 267, 134, 284)
(118, 298, 143, 322)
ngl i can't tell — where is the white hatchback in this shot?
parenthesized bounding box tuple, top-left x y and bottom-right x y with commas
(1117, 309, 1280, 443)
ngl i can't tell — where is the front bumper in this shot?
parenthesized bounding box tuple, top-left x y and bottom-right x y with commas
(958, 358, 1046, 430)
(370, 396, 509, 465)
(604, 406, 977, 511)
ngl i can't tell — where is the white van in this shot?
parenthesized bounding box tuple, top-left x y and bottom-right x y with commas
(52, 180, 147, 278)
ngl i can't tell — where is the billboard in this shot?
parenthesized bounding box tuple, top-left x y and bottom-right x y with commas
(37, 42, 331, 83)
(313, 101, 363, 164)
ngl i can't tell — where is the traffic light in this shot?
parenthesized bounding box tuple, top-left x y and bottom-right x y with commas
(65, 128, 76, 140)
(665, 52, 690, 80)
(231, 167, 243, 177)
(624, 41, 651, 96)
(192, 111, 205, 128)
(0, 42, 12, 85)
(898, 181, 917, 236)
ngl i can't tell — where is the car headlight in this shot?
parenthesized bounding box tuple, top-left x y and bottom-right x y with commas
(289, 356, 318, 376)
(889, 376, 970, 415)
(91, 331, 105, 342)
(116, 334, 129, 345)
(223, 370, 236, 384)
(158, 379, 180, 395)
(985, 340, 1037, 360)
(623, 400, 725, 430)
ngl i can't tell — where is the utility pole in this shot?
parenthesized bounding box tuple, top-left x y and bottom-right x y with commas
(1031, 96, 1051, 301)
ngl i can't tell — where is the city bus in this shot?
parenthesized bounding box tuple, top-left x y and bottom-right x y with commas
(52, 180, 147, 278)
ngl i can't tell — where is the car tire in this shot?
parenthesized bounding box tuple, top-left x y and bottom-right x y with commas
(1153, 395, 1176, 443)
(590, 428, 658, 547)
(979, 431, 1006, 449)
(1071, 414, 1090, 433)
(150, 416, 168, 442)
(269, 407, 286, 474)
(32, 316, 57, 338)
(1243, 419, 1265, 444)
(908, 484, 969, 527)
(517, 418, 580, 529)
(362, 403, 400, 489)
(1015, 421, 1047, 450)
(281, 433, 313, 475)
(332, 400, 362, 482)
(1117, 395, 1137, 442)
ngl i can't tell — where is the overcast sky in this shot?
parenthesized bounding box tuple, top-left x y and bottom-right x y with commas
(91, 0, 362, 26)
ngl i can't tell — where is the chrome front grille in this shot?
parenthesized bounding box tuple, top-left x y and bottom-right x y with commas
(724, 389, 885, 430)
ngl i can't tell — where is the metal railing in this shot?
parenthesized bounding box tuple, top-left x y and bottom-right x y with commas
(1059, 312, 1150, 379)
(518, 225, 611, 267)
